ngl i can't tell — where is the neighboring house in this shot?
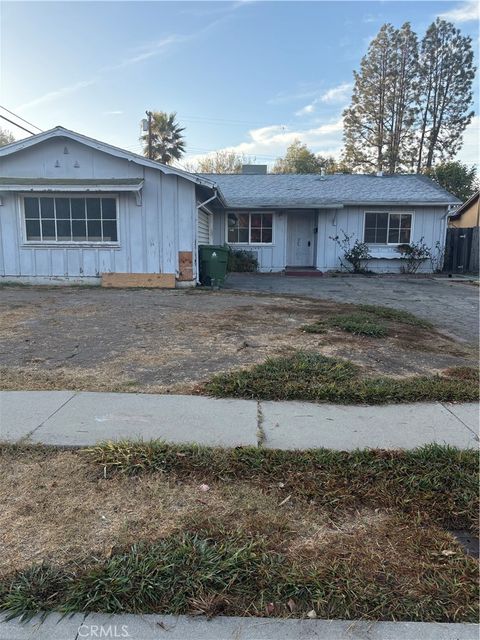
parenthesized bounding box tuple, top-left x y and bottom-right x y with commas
(204, 168, 460, 273)
(448, 191, 480, 229)
(0, 126, 460, 285)
(0, 127, 217, 286)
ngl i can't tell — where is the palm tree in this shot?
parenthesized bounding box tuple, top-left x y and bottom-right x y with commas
(141, 111, 186, 164)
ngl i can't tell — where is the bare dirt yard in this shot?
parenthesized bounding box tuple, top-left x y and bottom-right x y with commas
(0, 285, 476, 394)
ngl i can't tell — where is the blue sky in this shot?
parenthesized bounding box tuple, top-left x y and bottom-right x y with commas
(1, 0, 478, 168)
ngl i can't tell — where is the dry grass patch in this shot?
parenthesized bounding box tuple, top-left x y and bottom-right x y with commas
(0, 444, 478, 622)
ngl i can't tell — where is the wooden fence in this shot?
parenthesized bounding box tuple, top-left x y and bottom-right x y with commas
(443, 227, 479, 274)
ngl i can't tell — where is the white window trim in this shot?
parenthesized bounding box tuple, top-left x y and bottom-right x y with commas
(19, 193, 121, 247)
(225, 210, 275, 246)
(363, 211, 414, 246)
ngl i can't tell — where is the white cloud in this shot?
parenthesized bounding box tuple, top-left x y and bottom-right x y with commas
(439, 0, 479, 23)
(320, 82, 352, 104)
(103, 110, 124, 116)
(295, 82, 352, 117)
(295, 104, 315, 116)
(186, 119, 345, 166)
(17, 79, 97, 111)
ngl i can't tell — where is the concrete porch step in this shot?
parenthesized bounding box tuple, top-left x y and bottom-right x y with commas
(284, 267, 323, 277)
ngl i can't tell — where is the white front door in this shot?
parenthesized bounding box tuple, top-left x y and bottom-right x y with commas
(287, 212, 315, 266)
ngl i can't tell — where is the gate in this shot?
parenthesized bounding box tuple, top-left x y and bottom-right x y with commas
(444, 227, 479, 274)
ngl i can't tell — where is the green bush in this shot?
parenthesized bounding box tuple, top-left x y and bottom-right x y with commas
(227, 248, 258, 273)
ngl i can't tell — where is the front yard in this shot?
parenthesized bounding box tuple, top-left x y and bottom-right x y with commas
(0, 286, 478, 400)
(0, 442, 478, 622)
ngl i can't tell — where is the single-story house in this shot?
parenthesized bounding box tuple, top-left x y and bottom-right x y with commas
(448, 191, 479, 229)
(0, 126, 460, 285)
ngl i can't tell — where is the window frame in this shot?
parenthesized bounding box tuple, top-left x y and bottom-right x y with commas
(225, 210, 275, 246)
(20, 193, 120, 246)
(363, 211, 414, 246)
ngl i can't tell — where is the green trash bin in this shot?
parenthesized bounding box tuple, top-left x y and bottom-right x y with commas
(199, 245, 229, 287)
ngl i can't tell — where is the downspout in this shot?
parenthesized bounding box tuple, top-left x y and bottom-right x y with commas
(195, 188, 218, 284)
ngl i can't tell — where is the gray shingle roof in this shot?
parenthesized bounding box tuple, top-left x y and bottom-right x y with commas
(200, 173, 460, 208)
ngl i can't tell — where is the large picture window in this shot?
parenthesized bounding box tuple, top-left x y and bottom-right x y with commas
(23, 196, 118, 243)
(227, 212, 273, 244)
(364, 212, 412, 245)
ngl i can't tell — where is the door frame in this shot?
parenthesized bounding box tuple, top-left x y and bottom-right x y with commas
(286, 210, 316, 267)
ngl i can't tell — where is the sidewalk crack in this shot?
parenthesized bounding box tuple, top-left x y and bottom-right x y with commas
(21, 392, 78, 443)
(256, 401, 265, 447)
(441, 402, 479, 442)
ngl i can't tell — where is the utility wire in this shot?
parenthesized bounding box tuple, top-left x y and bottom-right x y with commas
(0, 105, 43, 132)
(0, 114, 36, 135)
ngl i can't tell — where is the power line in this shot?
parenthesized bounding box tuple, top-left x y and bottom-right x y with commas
(0, 105, 43, 132)
(0, 114, 36, 136)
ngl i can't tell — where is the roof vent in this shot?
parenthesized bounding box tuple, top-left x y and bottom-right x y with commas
(242, 164, 267, 175)
(376, 171, 383, 177)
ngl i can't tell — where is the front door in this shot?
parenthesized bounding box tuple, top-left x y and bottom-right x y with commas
(287, 212, 315, 266)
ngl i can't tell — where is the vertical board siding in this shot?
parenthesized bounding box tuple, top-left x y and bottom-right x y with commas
(214, 206, 448, 273)
(0, 139, 198, 280)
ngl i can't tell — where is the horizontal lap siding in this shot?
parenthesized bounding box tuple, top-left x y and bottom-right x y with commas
(198, 210, 211, 245)
(0, 140, 197, 280)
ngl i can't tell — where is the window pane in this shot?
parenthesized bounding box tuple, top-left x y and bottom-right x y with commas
(262, 228, 272, 243)
(87, 220, 102, 240)
(57, 219, 72, 241)
(364, 213, 377, 229)
(250, 228, 261, 243)
(238, 228, 249, 243)
(227, 228, 237, 243)
(262, 213, 273, 227)
(55, 198, 70, 219)
(388, 227, 400, 243)
(102, 220, 117, 242)
(375, 212, 388, 243)
(40, 198, 54, 218)
(399, 228, 411, 243)
(251, 214, 262, 228)
(401, 215, 411, 230)
(102, 198, 116, 220)
(389, 214, 401, 229)
(41, 219, 56, 240)
(364, 228, 376, 243)
(238, 214, 249, 228)
(24, 197, 39, 219)
(87, 198, 101, 220)
(26, 219, 41, 240)
(228, 213, 239, 228)
(71, 199, 86, 220)
(72, 220, 87, 241)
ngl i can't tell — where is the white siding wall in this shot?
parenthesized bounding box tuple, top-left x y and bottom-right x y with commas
(316, 205, 448, 273)
(213, 211, 287, 272)
(213, 206, 448, 273)
(0, 138, 197, 281)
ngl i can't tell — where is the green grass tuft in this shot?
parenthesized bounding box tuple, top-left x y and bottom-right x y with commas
(358, 304, 433, 328)
(204, 352, 479, 404)
(326, 313, 388, 337)
(1, 528, 478, 622)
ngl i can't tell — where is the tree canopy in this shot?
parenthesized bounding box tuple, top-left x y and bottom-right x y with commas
(427, 161, 478, 202)
(141, 111, 186, 164)
(272, 140, 344, 174)
(0, 128, 15, 147)
(189, 150, 255, 174)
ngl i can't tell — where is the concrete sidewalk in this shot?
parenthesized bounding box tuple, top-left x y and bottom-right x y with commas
(0, 613, 478, 640)
(0, 391, 478, 449)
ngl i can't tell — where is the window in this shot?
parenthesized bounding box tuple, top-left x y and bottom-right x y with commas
(227, 212, 273, 244)
(23, 196, 118, 243)
(364, 212, 412, 244)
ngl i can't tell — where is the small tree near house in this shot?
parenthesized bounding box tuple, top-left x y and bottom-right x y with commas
(330, 232, 372, 273)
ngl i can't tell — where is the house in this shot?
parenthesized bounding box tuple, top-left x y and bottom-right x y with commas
(448, 191, 480, 229)
(203, 168, 460, 273)
(0, 126, 460, 285)
(0, 126, 218, 287)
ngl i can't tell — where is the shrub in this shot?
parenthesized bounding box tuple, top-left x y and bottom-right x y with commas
(227, 248, 259, 273)
(397, 238, 432, 274)
(330, 231, 372, 273)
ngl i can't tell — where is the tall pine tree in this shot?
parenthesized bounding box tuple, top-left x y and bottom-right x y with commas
(343, 23, 419, 173)
(416, 19, 475, 171)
